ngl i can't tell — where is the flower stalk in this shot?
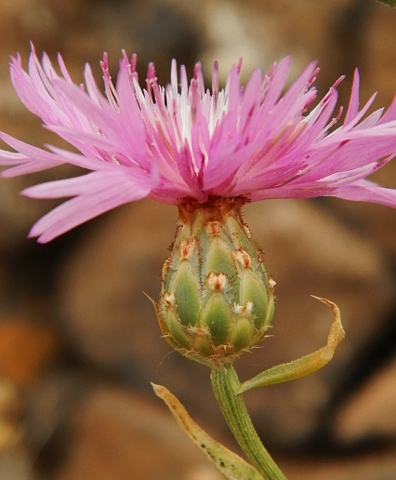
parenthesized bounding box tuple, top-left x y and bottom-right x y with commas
(152, 382, 265, 480)
(211, 364, 287, 480)
(154, 211, 346, 479)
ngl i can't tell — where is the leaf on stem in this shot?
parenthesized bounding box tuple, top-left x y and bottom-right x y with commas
(152, 382, 264, 480)
(238, 296, 345, 394)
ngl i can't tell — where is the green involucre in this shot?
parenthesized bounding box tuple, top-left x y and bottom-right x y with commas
(157, 197, 275, 366)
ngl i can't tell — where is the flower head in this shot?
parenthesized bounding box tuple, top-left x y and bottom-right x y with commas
(1, 46, 396, 242)
(157, 197, 275, 367)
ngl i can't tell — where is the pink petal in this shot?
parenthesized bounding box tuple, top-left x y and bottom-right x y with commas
(25, 168, 155, 242)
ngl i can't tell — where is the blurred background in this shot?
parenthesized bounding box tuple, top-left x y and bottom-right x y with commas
(0, 0, 396, 478)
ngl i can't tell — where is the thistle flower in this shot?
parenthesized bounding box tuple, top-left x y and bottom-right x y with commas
(1, 46, 396, 243)
(2, 49, 388, 477)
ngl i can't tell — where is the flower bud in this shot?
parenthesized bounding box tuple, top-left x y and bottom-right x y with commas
(157, 197, 275, 367)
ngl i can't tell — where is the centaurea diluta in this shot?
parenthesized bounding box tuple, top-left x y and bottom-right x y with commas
(1, 47, 396, 243)
(1, 47, 396, 480)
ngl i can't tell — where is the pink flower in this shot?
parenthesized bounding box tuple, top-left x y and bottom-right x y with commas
(1, 46, 396, 242)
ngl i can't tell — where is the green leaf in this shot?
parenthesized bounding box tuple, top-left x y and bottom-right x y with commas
(238, 297, 345, 393)
(152, 383, 264, 480)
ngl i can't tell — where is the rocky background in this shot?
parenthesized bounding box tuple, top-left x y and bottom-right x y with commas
(0, 0, 396, 479)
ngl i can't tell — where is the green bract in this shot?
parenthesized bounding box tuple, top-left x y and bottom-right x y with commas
(156, 197, 275, 367)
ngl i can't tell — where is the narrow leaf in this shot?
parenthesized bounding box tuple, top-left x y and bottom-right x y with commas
(238, 297, 345, 393)
(152, 383, 264, 480)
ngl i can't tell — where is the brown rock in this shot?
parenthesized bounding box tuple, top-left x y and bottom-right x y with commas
(0, 450, 33, 480)
(333, 355, 396, 442)
(57, 200, 177, 374)
(0, 143, 55, 251)
(0, 380, 23, 452)
(0, 379, 32, 480)
(281, 448, 396, 480)
(50, 386, 223, 480)
(0, 316, 59, 385)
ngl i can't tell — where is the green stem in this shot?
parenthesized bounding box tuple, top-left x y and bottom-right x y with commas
(211, 364, 287, 480)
